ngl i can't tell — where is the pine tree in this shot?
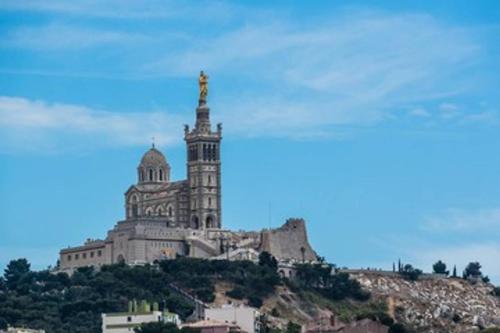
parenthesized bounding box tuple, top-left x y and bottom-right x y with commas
(452, 265, 457, 278)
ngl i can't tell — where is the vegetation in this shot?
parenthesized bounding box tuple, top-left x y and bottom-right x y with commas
(0, 259, 196, 333)
(398, 264, 422, 281)
(388, 323, 413, 333)
(432, 260, 449, 275)
(134, 322, 195, 333)
(292, 263, 370, 301)
(0, 256, 283, 333)
(482, 328, 500, 333)
(463, 262, 482, 279)
(493, 286, 500, 297)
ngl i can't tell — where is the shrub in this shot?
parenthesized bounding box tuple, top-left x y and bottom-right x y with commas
(226, 287, 245, 299)
(389, 323, 409, 333)
(294, 264, 370, 301)
(399, 264, 422, 281)
(432, 260, 449, 275)
(482, 328, 500, 333)
(248, 295, 263, 308)
(493, 286, 500, 297)
(463, 262, 482, 279)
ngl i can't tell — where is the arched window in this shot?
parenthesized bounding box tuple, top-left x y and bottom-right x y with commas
(159, 169, 163, 181)
(191, 215, 199, 229)
(206, 216, 214, 229)
(208, 175, 211, 185)
(208, 197, 212, 207)
(212, 145, 217, 161)
(149, 169, 154, 181)
(203, 144, 207, 161)
(168, 206, 173, 217)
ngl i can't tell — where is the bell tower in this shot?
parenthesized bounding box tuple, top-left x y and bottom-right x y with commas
(184, 71, 222, 229)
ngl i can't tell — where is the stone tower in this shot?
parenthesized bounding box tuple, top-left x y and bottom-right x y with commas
(184, 73, 222, 229)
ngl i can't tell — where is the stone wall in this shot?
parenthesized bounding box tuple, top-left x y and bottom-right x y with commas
(259, 218, 317, 262)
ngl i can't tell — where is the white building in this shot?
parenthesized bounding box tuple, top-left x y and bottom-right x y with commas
(102, 310, 180, 333)
(205, 305, 260, 333)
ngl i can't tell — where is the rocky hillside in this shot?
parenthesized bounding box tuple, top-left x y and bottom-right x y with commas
(348, 271, 500, 332)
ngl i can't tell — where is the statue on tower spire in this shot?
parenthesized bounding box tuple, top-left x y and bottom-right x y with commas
(198, 70, 208, 105)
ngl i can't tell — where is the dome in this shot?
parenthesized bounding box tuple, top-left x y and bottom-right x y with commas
(137, 146, 170, 184)
(140, 147, 168, 167)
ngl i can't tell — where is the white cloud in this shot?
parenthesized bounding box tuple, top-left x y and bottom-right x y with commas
(0, 96, 186, 151)
(409, 108, 431, 117)
(0, 7, 496, 141)
(144, 12, 483, 134)
(421, 207, 500, 233)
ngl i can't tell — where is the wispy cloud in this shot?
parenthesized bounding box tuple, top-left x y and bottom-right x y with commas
(0, 5, 498, 141)
(0, 1, 233, 20)
(421, 207, 500, 233)
(2, 24, 151, 50)
(145, 11, 488, 135)
(0, 96, 186, 152)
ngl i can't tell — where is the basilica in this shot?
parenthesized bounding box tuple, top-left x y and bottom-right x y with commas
(58, 73, 316, 273)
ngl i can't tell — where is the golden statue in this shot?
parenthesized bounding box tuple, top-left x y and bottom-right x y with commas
(199, 70, 208, 102)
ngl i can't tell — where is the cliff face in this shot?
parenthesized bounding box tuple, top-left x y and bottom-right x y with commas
(348, 271, 500, 332)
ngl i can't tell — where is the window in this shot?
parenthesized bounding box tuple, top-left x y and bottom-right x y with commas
(67, 255, 72, 261)
(149, 169, 154, 181)
(208, 175, 211, 185)
(98, 250, 102, 257)
(168, 206, 173, 217)
(75, 254, 79, 260)
(212, 145, 217, 160)
(208, 197, 212, 207)
(90, 252, 94, 258)
(159, 169, 163, 181)
(203, 144, 207, 160)
(127, 316, 132, 322)
(83, 253, 87, 259)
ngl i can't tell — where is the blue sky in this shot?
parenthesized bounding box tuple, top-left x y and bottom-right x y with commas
(1, 1, 500, 283)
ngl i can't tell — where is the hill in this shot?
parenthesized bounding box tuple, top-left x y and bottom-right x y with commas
(0, 256, 499, 333)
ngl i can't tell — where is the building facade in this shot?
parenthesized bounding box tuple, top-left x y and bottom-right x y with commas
(205, 305, 261, 333)
(58, 73, 317, 273)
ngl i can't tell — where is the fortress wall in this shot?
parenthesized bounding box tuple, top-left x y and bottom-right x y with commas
(260, 218, 317, 261)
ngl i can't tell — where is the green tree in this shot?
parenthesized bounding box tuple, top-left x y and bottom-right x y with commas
(389, 323, 409, 333)
(432, 260, 449, 275)
(492, 286, 500, 297)
(0, 317, 8, 330)
(463, 262, 482, 279)
(258, 251, 278, 270)
(399, 264, 422, 281)
(4, 258, 31, 290)
(452, 265, 457, 278)
(285, 322, 301, 333)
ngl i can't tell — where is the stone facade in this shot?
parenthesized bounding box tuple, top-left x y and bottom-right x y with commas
(58, 81, 317, 273)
